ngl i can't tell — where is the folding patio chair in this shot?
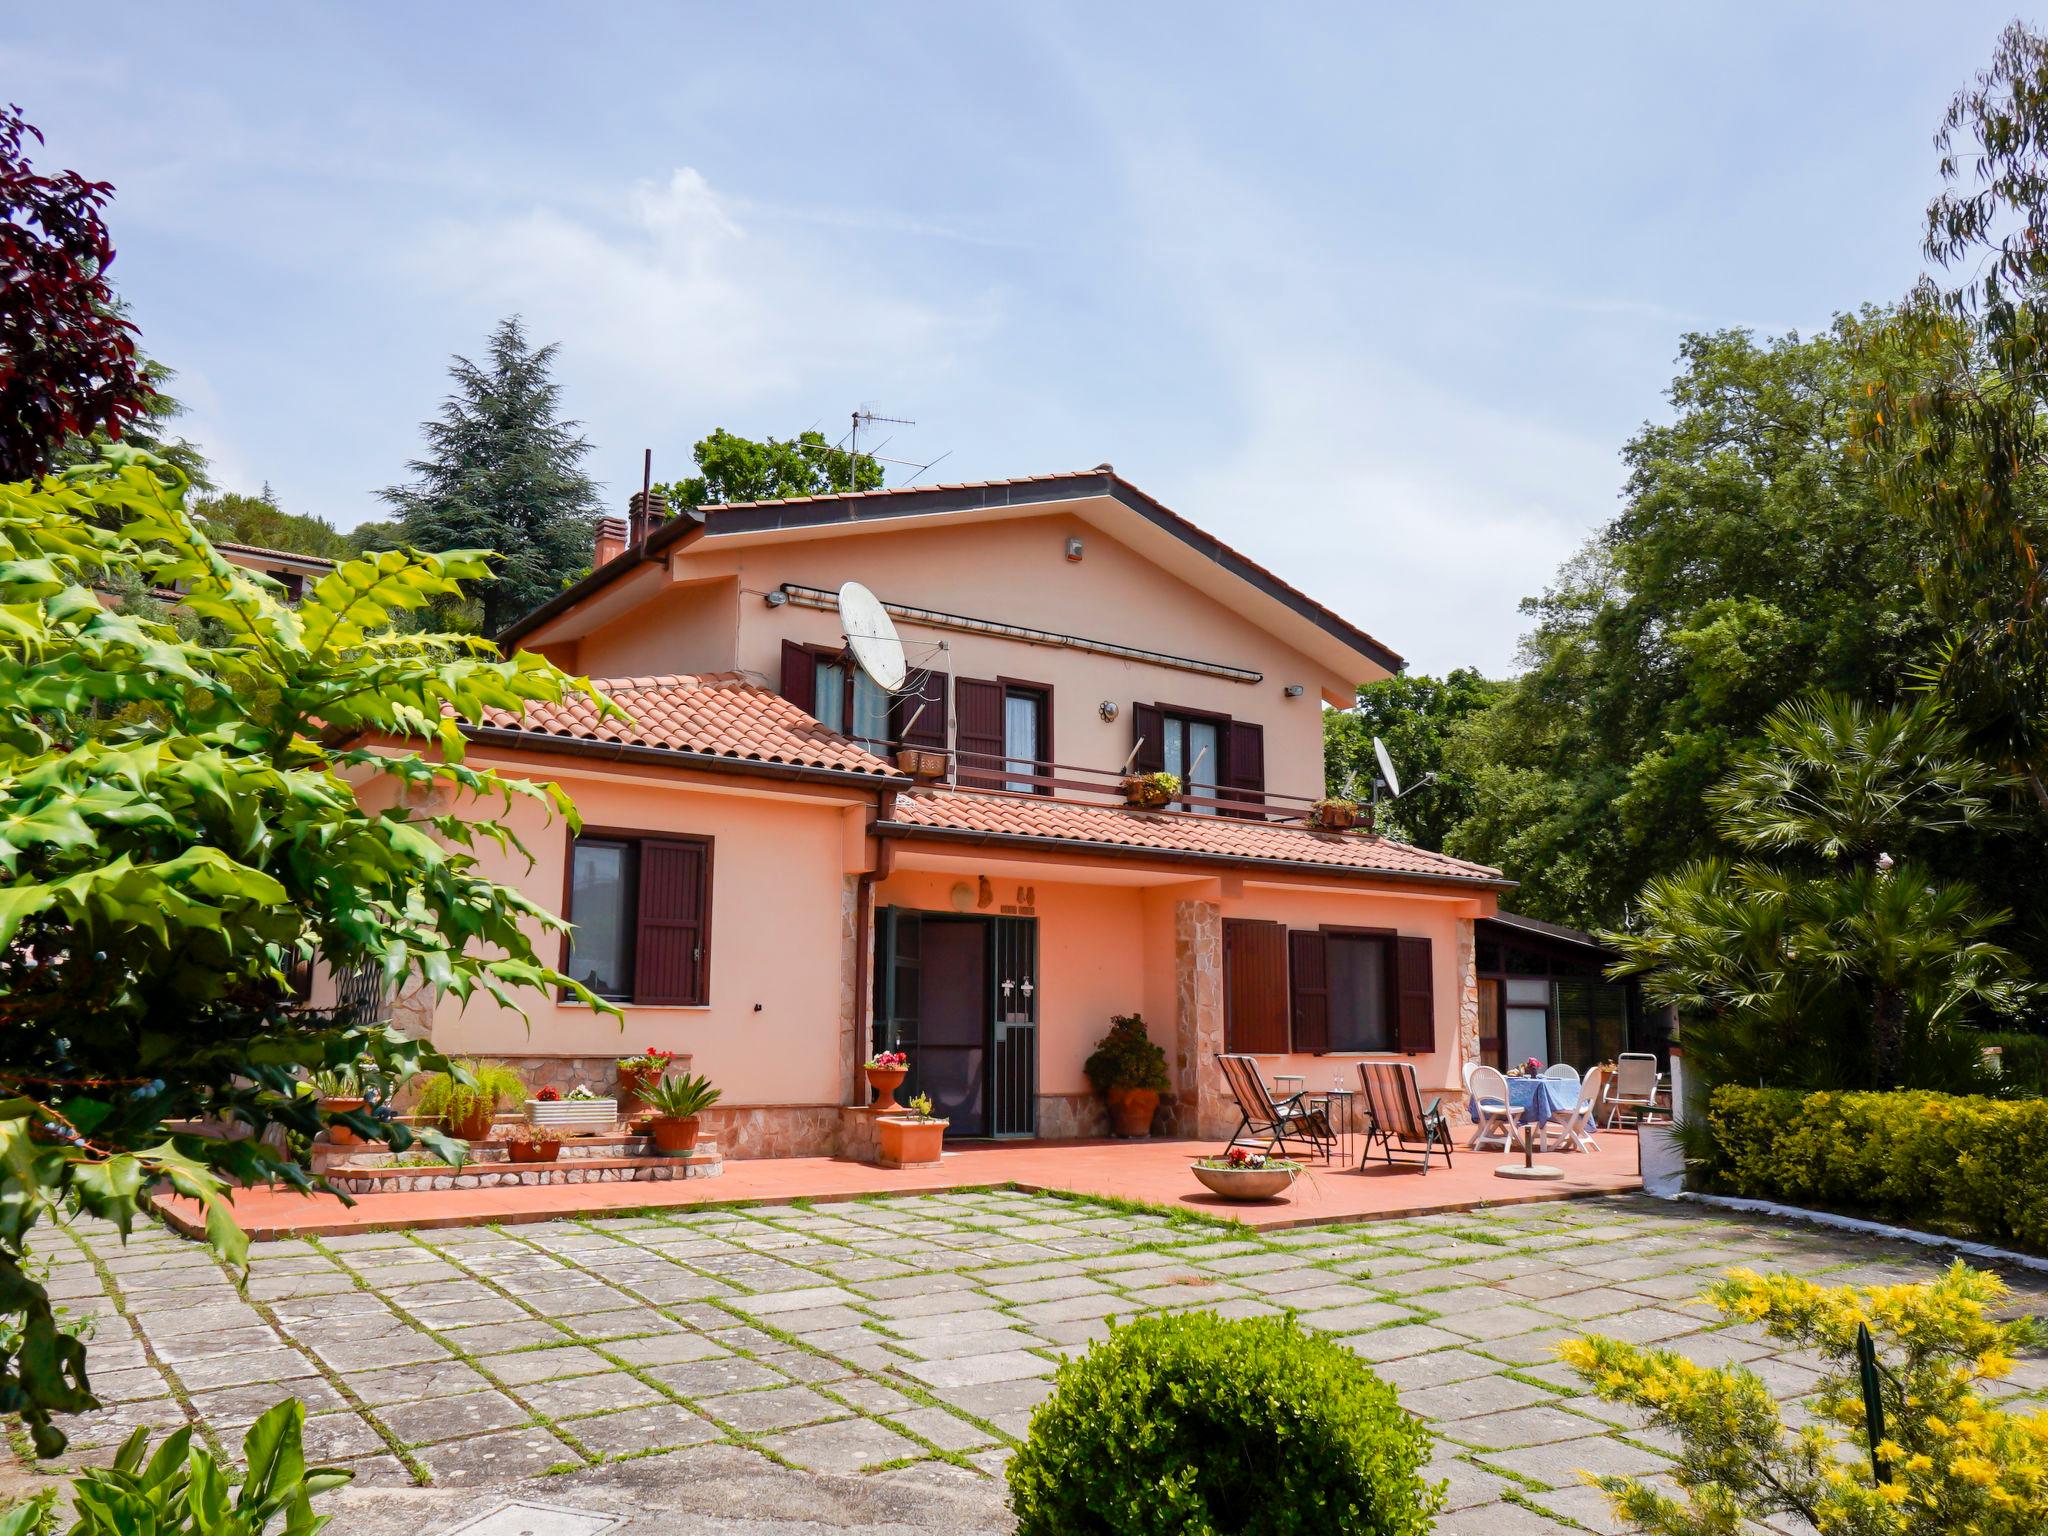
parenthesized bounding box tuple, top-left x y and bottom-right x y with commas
(1356, 1060, 1454, 1174)
(1547, 1064, 1607, 1153)
(1466, 1064, 1521, 1152)
(1542, 1061, 1581, 1097)
(1603, 1053, 1662, 1128)
(1216, 1054, 1332, 1160)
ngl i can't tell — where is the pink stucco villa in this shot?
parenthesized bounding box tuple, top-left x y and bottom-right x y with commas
(331, 468, 1615, 1159)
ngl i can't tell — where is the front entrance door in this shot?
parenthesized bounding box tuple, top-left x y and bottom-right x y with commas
(919, 920, 989, 1136)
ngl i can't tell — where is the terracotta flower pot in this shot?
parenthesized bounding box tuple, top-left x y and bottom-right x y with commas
(1121, 776, 1175, 809)
(650, 1115, 702, 1154)
(895, 747, 948, 781)
(448, 1105, 496, 1141)
(876, 1115, 948, 1169)
(507, 1140, 562, 1164)
(1104, 1086, 1160, 1139)
(319, 1096, 367, 1146)
(1312, 803, 1361, 831)
(865, 1065, 909, 1113)
(617, 1064, 663, 1111)
(1190, 1159, 1300, 1201)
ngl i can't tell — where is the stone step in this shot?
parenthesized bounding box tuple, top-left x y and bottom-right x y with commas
(324, 1151, 722, 1194)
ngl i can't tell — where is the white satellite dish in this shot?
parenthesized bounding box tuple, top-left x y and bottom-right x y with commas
(837, 581, 906, 692)
(1373, 736, 1403, 800)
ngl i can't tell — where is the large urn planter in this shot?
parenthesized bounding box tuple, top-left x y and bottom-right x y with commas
(865, 1051, 910, 1113)
(650, 1115, 703, 1155)
(1190, 1156, 1302, 1202)
(318, 1096, 367, 1146)
(1105, 1085, 1160, 1139)
(876, 1115, 948, 1170)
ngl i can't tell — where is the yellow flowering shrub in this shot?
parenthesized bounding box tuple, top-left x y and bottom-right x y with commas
(1707, 1086, 2048, 1251)
(1559, 1262, 2048, 1535)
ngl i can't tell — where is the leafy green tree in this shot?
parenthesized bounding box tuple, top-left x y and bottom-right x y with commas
(54, 338, 212, 492)
(659, 426, 883, 510)
(344, 518, 404, 556)
(0, 450, 616, 1455)
(193, 485, 350, 559)
(1441, 322, 1941, 928)
(1606, 694, 2027, 1090)
(1324, 669, 1504, 849)
(380, 317, 600, 634)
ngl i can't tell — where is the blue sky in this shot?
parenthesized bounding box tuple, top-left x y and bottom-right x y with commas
(4, 4, 2024, 673)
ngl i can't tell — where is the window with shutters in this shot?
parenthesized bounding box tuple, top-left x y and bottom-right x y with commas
(958, 678, 1052, 792)
(562, 831, 713, 1006)
(1132, 703, 1264, 815)
(781, 637, 942, 760)
(1325, 932, 1393, 1052)
(1286, 927, 1431, 1054)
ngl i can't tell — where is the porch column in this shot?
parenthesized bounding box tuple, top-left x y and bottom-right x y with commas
(1454, 917, 1480, 1115)
(840, 874, 864, 1107)
(1171, 899, 1231, 1139)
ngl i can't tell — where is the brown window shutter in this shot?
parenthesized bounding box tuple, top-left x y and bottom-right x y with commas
(1288, 929, 1330, 1054)
(1224, 719, 1265, 817)
(896, 669, 949, 751)
(635, 838, 709, 1005)
(1394, 935, 1435, 1054)
(955, 679, 1006, 788)
(779, 639, 815, 714)
(1223, 919, 1288, 1053)
(1132, 703, 1165, 776)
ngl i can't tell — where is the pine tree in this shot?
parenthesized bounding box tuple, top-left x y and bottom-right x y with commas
(381, 317, 600, 634)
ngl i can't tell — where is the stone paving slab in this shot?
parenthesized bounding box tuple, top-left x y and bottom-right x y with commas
(15, 1190, 2048, 1534)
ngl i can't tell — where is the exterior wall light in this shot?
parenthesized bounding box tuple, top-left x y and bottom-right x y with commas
(1283, 684, 1305, 698)
(1099, 700, 1119, 721)
(1066, 537, 1085, 562)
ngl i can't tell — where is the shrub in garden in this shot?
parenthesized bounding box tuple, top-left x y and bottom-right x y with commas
(1561, 1261, 2048, 1535)
(1703, 1085, 2048, 1251)
(414, 1060, 528, 1132)
(1006, 1311, 1439, 1536)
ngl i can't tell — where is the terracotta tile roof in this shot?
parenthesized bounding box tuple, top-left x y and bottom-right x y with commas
(701, 469, 1099, 515)
(215, 540, 338, 568)
(472, 673, 904, 778)
(881, 789, 1509, 887)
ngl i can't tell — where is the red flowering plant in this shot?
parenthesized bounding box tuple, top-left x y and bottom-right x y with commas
(865, 1051, 909, 1070)
(618, 1048, 677, 1072)
(534, 1086, 561, 1102)
(1225, 1148, 1269, 1169)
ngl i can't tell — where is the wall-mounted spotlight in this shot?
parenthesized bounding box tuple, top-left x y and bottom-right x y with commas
(764, 591, 788, 607)
(1283, 684, 1305, 698)
(1099, 700, 1120, 721)
(1066, 537, 1085, 562)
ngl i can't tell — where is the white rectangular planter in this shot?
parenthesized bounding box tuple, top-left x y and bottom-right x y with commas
(526, 1099, 618, 1132)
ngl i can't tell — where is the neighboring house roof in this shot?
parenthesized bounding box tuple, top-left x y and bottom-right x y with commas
(879, 789, 1511, 890)
(215, 541, 338, 570)
(1481, 910, 1616, 954)
(468, 673, 904, 779)
(495, 469, 1404, 676)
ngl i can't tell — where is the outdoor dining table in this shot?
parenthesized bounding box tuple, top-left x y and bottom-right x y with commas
(1469, 1074, 1567, 1151)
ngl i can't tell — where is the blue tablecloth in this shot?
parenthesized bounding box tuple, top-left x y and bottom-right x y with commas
(1471, 1074, 1565, 1127)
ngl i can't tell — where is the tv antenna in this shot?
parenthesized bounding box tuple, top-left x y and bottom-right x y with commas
(1369, 736, 1437, 807)
(836, 580, 907, 693)
(840, 408, 952, 489)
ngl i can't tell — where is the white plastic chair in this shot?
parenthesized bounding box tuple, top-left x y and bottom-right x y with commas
(1466, 1065, 1521, 1152)
(1604, 1053, 1661, 1127)
(1542, 1062, 1581, 1095)
(1548, 1065, 1606, 1153)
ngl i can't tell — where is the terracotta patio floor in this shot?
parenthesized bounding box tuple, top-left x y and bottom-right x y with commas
(156, 1131, 1644, 1241)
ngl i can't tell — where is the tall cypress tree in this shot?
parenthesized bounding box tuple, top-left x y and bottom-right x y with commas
(381, 316, 600, 634)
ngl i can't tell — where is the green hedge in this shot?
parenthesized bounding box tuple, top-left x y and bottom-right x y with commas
(1704, 1085, 2048, 1251)
(1007, 1311, 1439, 1536)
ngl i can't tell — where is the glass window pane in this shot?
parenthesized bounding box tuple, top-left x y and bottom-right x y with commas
(1326, 935, 1389, 1051)
(1004, 692, 1039, 792)
(851, 670, 890, 753)
(1505, 977, 1551, 1005)
(813, 660, 846, 732)
(1186, 719, 1219, 815)
(566, 841, 633, 1000)
(1163, 716, 1185, 780)
(1505, 1006, 1550, 1065)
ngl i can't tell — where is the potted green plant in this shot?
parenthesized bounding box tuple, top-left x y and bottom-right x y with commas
(1309, 796, 1364, 832)
(616, 1047, 677, 1114)
(1120, 770, 1181, 809)
(498, 1122, 564, 1164)
(876, 1092, 948, 1169)
(641, 1071, 722, 1154)
(309, 1065, 368, 1146)
(415, 1060, 527, 1141)
(864, 1049, 909, 1112)
(1084, 1013, 1170, 1137)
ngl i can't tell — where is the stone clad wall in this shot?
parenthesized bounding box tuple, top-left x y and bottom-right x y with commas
(1037, 1091, 1109, 1139)
(1170, 899, 1230, 1139)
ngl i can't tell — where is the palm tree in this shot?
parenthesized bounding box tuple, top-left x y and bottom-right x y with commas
(1607, 693, 2028, 1090)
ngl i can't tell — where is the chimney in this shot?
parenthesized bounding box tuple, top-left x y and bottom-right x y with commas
(593, 515, 628, 567)
(628, 486, 669, 545)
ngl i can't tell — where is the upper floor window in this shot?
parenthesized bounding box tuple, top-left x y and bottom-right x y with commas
(1161, 712, 1223, 815)
(958, 678, 1051, 793)
(1133, 703, 1264, 815)
(782, 641, 893, 756)
(563, 832, 712, 1006)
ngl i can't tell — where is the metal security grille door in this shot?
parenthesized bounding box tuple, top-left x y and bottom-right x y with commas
(990, 916, 1038, 1138)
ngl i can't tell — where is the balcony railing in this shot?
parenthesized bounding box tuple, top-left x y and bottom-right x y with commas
(892, 745, 1343, 827)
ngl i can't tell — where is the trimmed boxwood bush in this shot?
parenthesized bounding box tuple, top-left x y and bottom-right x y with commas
(1006, 1311, 1440, 1536)
(1704, 1085, 2048, 1251)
